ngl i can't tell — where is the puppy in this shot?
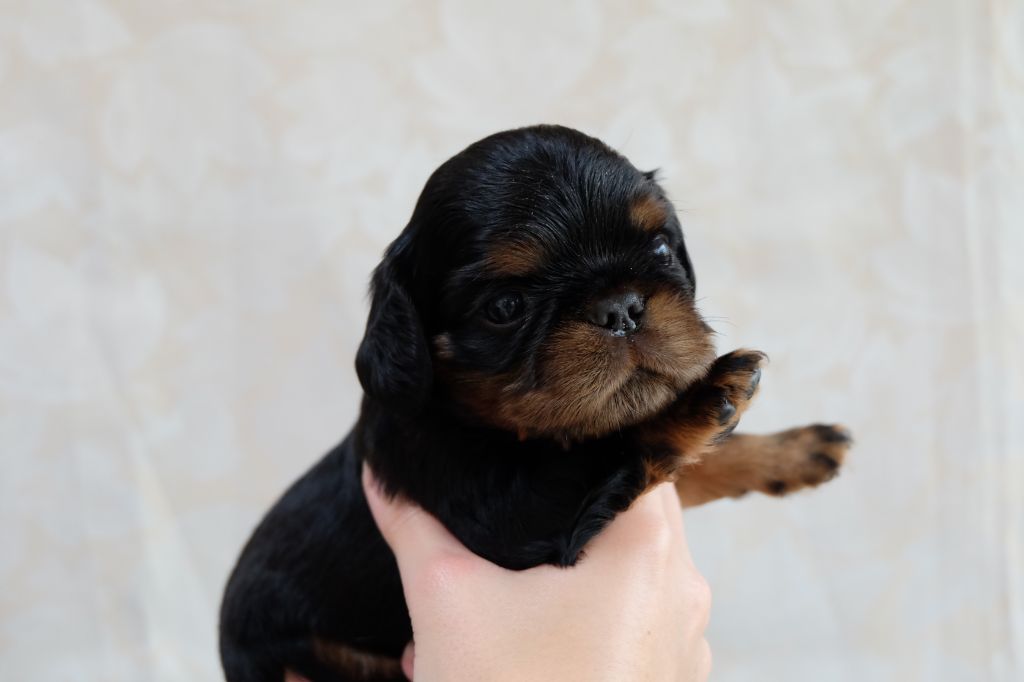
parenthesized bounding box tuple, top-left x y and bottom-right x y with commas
(219, 125, 851, 682)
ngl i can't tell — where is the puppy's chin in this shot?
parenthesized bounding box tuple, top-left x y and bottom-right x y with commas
(440, 291, 716, 440)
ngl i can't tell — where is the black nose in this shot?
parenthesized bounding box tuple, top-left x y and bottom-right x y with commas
(587, 291, 645, 336)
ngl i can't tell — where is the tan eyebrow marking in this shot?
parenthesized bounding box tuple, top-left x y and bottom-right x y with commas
(486, 239, 546, 276)
(630, 194, 668, 233)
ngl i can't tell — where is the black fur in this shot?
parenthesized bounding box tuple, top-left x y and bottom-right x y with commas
(220, 125, 709, 681)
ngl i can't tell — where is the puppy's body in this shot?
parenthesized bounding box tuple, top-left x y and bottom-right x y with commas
(220, 126, 850, 682)
(221, 436, 407, 681)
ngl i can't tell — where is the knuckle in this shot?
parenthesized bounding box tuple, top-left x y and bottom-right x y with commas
(644, 516, 675, 557)
(685, 571, 713, 614)
(415, 553, 479, 598)
(627, 511, 675, 563)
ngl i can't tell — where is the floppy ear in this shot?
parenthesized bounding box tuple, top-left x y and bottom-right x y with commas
(355, 245, 432, 413)
(677, 240, 696, 293)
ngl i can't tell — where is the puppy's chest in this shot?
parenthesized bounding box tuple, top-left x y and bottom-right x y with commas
(389, 428, 652, 570)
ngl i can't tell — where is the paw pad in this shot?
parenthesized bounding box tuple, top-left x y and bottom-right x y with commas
(745, 368, 762, 398)
(718, 400, 737, 425)
(810, 451, 840, 471)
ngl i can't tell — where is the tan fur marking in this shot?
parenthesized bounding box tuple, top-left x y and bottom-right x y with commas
(436, 289, 714, 439)
(630, 194, 668, 233)
(311, 638, 403, 680)
(632, 348, 766, 493)
(486, 239, 545, 276)
(642, 455, 681, 489)
(675, 425, 851, 507)
(638, 348, 764, 453)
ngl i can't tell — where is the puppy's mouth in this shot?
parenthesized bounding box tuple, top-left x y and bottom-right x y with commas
(446, 290, 716, 440)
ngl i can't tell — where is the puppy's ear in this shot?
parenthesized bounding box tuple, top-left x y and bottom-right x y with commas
(677, 240, 696, 293)
(355, 242, 432, 413)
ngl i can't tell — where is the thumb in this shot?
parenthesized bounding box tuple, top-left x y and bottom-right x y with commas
(362, 463, 470, 572)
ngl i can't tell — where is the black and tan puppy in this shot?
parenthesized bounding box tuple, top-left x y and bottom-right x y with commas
(219, 125, 851, 682)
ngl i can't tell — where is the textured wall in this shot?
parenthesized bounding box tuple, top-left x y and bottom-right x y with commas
(1, 1, 1021, 680)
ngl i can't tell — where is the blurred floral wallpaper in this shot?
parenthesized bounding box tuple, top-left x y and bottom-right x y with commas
(1, 1, 1022, 680)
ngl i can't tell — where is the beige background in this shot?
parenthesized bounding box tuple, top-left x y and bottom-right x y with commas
(1, 1, 1022, 680)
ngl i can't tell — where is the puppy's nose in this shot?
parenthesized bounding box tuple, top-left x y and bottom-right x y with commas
(587, 291, 645, 336)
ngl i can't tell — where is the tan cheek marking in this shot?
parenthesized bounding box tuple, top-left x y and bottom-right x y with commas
(644, 291, 704, 339)
(636, 290, 716, 384)
(436, 322, 631, 437)
(630, 194, 668, 233)
(486, 239, 545, 276)
(438, 295, 714, 439)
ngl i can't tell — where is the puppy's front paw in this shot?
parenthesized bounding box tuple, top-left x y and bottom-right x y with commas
(673, 423, 851, 506)
(648, 349, 767, 464)
(701, 349, 767, 442)
(759, 423, 852, 496)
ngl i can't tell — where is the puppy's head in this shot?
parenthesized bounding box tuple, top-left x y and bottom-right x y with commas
(357, 125, 715, 439)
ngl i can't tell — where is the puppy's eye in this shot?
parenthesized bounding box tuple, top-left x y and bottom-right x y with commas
(652, 235, 672, 260)
(485, 293, 524, 325)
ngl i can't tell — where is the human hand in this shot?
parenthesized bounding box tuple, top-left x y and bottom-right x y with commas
(363, 465, 712, 681)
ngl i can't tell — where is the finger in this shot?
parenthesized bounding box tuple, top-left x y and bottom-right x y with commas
(362, 463, 469, 567)
(656, 482, 698, 569)
(660, 481, 712, 631)
(401, 641, 415, 680)
(698, 637, 712, 681)
(583, 482, 672, 558)
(656, 481, 687, 540)
(684, 569, 713, 633)
(675, 637, 711, 682)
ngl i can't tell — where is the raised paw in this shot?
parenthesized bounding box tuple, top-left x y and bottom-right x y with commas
(758, 424, 852, 496)
(673, 423, 852, 507)
(701, 349, 767, 443)
(643, 349, 768, 465)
